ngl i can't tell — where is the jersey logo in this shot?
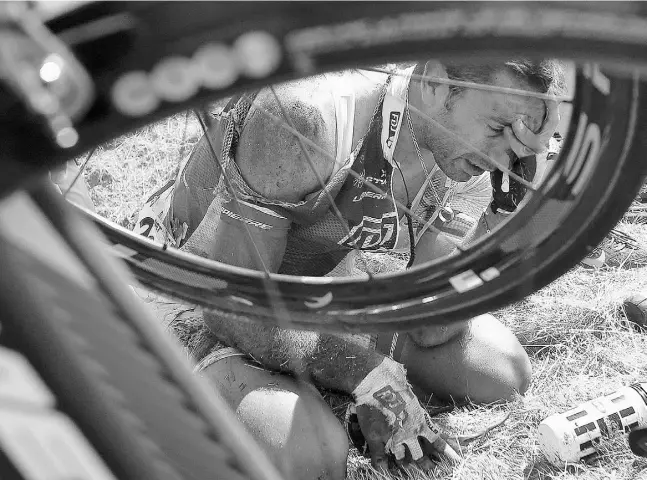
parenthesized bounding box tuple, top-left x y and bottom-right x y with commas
(386, 111, 401, 148)
(339, 212, 398, 250)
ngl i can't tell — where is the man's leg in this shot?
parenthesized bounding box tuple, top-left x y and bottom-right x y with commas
(143, 294, 349, 480)
(398, 314, 531, 403)
(197, 353, 349, 480)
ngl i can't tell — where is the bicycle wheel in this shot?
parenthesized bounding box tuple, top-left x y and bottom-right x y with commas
(2, 1, 647, 333)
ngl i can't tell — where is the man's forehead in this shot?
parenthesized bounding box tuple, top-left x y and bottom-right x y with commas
(482, 70, 547, 131)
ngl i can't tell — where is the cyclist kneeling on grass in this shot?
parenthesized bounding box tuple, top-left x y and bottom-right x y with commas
(134, 60, 565, 478)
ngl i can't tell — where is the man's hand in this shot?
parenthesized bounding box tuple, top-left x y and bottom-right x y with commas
(490, 154, 537, 214)
(505, 99, 560, 158)
(352, 358, 460, 472)
(491, 100, 560, 213)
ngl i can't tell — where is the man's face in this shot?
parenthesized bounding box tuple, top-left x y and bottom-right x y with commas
(427, 70, 547, 182)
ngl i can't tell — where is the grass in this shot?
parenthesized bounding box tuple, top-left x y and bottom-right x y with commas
(79, 112, 647, 480)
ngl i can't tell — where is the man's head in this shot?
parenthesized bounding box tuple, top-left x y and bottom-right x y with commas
(414, 58, 566, 182)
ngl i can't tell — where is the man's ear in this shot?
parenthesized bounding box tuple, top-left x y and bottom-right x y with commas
(420, 61, 451, 111)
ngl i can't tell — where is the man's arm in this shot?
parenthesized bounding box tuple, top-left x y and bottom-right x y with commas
(181, 86, 387, 391)
(183, 84, 335, 266)
(202, 312, 385, 393)
(182, 197, 290, 271)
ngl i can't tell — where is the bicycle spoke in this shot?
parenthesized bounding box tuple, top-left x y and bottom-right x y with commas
(213, 62, 569, 268)
(195, 106, 333, 476)
(194, 107, 313, 329)
(268, 85, 376, 278)
(363, 66, 574, 102)
(355, 69, 541, 192)
(249, 101, 467, 251)
(156, 110, 193, 251)
(62, 147, 96, 198)
(252, 60, 569, 258)
(194, 107, 298, 326)
(194, 110, 273, 276)
(405, 97, 538, 191)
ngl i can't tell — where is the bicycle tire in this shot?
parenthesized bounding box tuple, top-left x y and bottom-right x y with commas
(0, 191, 282, 480)
(2, 1, 647, 332)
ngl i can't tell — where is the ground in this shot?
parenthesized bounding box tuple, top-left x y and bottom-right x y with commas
(78, 111, 647, 480)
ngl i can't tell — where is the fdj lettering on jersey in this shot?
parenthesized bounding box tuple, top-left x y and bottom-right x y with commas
(386, 111, 401, 148)
(337, 160, 399, 250)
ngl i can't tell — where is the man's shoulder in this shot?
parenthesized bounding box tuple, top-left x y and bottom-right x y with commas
(235, 77, 340, 202)
(232, 70, 385, 203)
(253, 87, 330, 140)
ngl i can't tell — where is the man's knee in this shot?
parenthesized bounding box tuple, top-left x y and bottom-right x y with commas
(482, 342, 531, 401)
(506, 342, 532, 396)
(401, 314, 531, 403)
(236, 385, 349, 480)
(197, 355, 348, 480)
(468, 314, 531, 401)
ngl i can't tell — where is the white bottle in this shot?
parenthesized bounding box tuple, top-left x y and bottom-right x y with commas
(538, 383, 647, 466)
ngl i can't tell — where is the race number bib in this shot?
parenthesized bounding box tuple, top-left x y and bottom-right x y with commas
(134, 184, 176, 245)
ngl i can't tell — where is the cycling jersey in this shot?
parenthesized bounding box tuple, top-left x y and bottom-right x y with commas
(135, 67, 491, 276)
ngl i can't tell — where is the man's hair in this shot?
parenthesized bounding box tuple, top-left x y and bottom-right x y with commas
(441, 58, 568, 107)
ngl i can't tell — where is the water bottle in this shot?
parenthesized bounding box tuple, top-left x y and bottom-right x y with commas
(538, 382, 647, 466)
